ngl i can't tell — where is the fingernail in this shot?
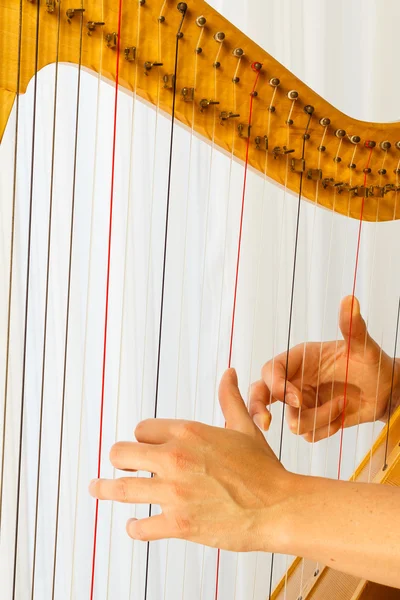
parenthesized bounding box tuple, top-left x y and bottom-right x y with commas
(89, 478, 99, 494)
(338, 397, 346, 412)
(253, 413, 265, 430)
(287, 393, 300, 407)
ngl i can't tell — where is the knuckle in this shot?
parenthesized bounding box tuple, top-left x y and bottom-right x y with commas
(178, 421, 200, 440)
(168, 446, 190, 471)
(116, 478, 130, 502)
(170, 481, 186, 499)
(174, 514, 191, 537)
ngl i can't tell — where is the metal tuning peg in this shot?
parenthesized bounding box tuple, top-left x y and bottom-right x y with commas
(144, 61, 163, 74)
(219, 111, 240, 121)
(272, 146, 294, 159)
(199, 98, 219, 112)
(87, 21, 105, 35)
(66, 7, 85, 22)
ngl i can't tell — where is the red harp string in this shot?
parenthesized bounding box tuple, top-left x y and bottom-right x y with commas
(337, 145, 374, 479)
(214, 61, 262, 600)
(90, 0, 124, 595)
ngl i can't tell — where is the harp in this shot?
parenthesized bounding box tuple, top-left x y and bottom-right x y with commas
(1, 0, 400, 598)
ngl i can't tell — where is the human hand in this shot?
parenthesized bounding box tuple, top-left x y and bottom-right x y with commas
(250, 296, 400, 442)
(89, 369, 292, 552)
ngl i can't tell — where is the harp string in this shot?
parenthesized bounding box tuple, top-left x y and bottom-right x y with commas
(0, 0, 23, 529)
(322, 145, 358, 475)
(132, 3, 165, 595)
(265, 98, 298, 427)
(52, 8, 85, 598)
(106, 3, 141, 599)
(337, 146, 374, 479)
(11, 0, 41, 594)
(287, 125, 331, 600)
(31, 0, 62, 596)
(214, 63, 262, 600)
(267, 107, 313, 600)
(70, 0, 105, 593)
(143, 7, 188, 600)
(198, 44, 233, 600)
(169, 23, 203, 600)
(89, 0, 124, 593)
(384, 296, 400, 467)
(247, 84, 278, 600)
(351, 158, 384, 477)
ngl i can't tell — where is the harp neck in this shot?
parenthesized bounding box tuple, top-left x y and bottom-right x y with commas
(2, 0, 400, 221)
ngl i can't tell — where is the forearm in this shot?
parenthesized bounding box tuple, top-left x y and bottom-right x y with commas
(272, 474, 400, 588)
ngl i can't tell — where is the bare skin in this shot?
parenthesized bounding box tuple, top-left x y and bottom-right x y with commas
(89, 365, 400, 589)
(249, 295, 400, 441)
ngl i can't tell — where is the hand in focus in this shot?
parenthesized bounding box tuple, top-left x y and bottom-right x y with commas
(89, 369, 291, 551)
(250, 296, 400, 442)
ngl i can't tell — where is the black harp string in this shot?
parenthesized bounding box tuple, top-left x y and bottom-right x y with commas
(143, 5, 187, 600)
(268, 108, 313, 600)
(383, 296, 400, 469)
(30, 3, 61, 596)
(51, 9, 84, 598)
(11, 0, 41, 595)
(0, 0, 23, 530)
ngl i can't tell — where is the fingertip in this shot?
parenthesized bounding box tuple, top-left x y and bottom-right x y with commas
(89, 479, 100, 497)
(126, 517, 138, 538)
(227, 367, 238, 384)
(253, 410, 271, 431)
(286, 391, 301, 408)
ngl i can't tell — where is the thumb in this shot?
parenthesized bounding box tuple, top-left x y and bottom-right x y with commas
(339, 296, 369, 352)
(218, 369, 256, 435)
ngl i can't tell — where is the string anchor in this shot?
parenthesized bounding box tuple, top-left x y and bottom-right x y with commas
(87, 21, 105, 35)
(238, 123, 251, 139)
(124, 47, 136, 62)
(181, 87, 194, 102)
(291, 158, 305, 173)
(255, 135, 268, 151)
(66, 7, 85, 22)
(163, 74, 176, 89)
(46, 0, 56, 13)
(105, 32, 118, 49)
(307, 168, 322, 181)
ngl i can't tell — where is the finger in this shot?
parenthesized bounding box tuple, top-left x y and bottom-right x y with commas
(218, 369, 256, 435)
(134, 419, 181, 444)
(109, 441, 161, 473)
(339, 296, 368, 352)
(302, 413, 343, 443)
(89, 476, 163, 504)
(261, 348, 304, 407)
(249, 380, 273, 431)
(127, 514, 175, 542)
(287, 397, 345, 436)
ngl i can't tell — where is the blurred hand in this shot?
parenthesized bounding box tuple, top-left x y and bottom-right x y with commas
(89, 369, 292, 551)
(250, 296, 400, 442)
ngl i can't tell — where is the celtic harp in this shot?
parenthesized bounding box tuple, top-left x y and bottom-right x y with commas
(1, 0, 400, 599)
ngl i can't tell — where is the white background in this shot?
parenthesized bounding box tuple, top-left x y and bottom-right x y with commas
(1, 0, 400, 598)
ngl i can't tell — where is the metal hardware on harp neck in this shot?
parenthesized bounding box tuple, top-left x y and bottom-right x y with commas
(66, 7, 85, 23)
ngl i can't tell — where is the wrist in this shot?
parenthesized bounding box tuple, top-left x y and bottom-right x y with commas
(258, 471, 306, 555)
